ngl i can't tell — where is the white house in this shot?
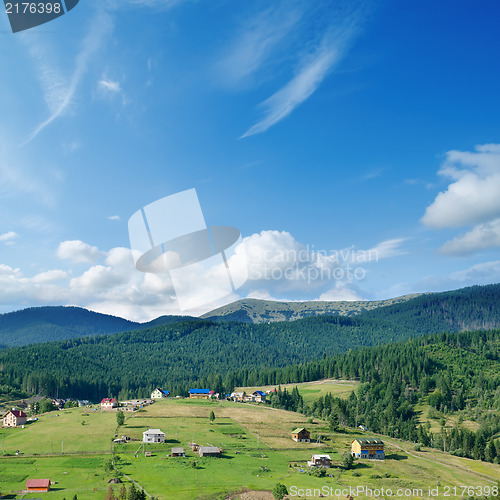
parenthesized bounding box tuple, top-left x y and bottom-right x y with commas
(151, 388, 169, 399)
(3, 410, 27, 427)
(143, 429, 165, 443)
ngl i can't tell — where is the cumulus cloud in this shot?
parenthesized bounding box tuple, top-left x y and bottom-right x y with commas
(421, 144, 500, 229)
(57, 240, 106, 264)
(0, 230, 405, 321)
(242, 230, 405, 294)
(0, 231, 19, 245)
(440, 218, 500, 255)
(108, 215, 120, 221)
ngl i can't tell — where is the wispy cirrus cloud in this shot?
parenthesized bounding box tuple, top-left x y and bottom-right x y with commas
(216, 6, 301, 88)
(98, 78, 122, 94)
(240, 1, 368, 138)
(21, 9, 113, 146)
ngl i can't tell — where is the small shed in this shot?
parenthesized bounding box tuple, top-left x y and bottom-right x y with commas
(26, 478, 50, 492)
(171, 447, 185, 457)
(291, 428, 310, 442)
(198, 446, 220, 457)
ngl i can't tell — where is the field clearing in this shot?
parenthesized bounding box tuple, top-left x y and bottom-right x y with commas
(0, 400, 498, 499)
(414, 402, 481, 433)
(0, 408, 117, 455)
(236, 379, 359, 404)
(0, 454, 111, 499)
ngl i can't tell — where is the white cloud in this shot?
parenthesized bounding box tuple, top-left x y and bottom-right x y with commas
(0, 231, 19, 245)
(241, 2, 366, 138)
(108, 215, 121, 221)
(32, 270, 68, 283)
(319, 285, 363, 301)
(217, 6, 300, 88)
(242, 230, 405, 294)
(241, 44, 341, 138)
(0, 229, 406, 321)
(22, 9, 113, 145)
(416, 260, 500, 292)
(439, 218, 500, 255)
(57, 240, 105, 264)
(98, 79, 122, 94)
(421, 144, 500, 228)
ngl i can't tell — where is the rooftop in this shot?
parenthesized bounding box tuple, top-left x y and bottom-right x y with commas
(143, 429, 165, 435)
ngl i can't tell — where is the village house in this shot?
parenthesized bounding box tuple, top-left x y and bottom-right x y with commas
(189, 389, 211, 399)
(251, 391, 266, 403)
(151, 388, 169, 399)
(143, 429, 165, 443)
(171, 447, 185, 457)
(26, 478, 51, 492)
(100, 398, 118, 409)
(307, 454, 332, 468)
(231, 392, 244, 402)
(351, 438, 385, 459)
(3, 410, 27, 427)
(291, 428, 310, 442)
(198, 446, 220, 457)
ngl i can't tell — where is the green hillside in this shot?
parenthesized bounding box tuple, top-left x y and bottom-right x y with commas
(360, 284, 500, 333)
(0, 399, 498, 499)
(0, 315, 406, 400)
(0, 306, 194, 347)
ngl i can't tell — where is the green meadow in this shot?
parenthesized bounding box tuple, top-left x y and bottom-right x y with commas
(236, 379, 360, 404)
(0, 400, 498, 499)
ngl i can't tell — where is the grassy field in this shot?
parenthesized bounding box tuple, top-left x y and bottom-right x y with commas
(236, 379, 360, 404)
(0, 399, 499, 499)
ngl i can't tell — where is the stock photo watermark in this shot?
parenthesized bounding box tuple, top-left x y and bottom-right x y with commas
(247, 244, 376, 285)
(3, 0, 79, 33)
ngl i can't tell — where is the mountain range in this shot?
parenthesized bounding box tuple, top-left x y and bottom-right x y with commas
(1, 284, 500, 347)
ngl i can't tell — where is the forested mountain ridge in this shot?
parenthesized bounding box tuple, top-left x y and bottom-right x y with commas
(359, 284, 500, 333)
(0, 306, 195, 347)
(1, 284, 499, 347)
(0, 315, 408, 400)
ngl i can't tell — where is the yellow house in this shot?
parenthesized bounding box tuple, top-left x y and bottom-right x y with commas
(351, 438, 385, 459)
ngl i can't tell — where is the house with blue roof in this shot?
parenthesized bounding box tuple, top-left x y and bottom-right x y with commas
(189, 389, 213, 399)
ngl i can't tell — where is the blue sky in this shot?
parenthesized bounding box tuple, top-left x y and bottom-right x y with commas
(1, 0, 500, 320)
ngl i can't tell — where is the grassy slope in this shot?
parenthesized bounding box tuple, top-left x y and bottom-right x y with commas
(0, 400, 499, 499)
(235, 379, 360, 404)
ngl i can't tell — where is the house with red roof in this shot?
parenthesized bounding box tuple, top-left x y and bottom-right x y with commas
(3, 409, 27, 427)
(100, 398, 118, 409)
(26, 478, 51, 492)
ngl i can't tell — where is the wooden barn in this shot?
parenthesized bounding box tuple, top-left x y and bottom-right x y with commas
(26, 478, 50, 492)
